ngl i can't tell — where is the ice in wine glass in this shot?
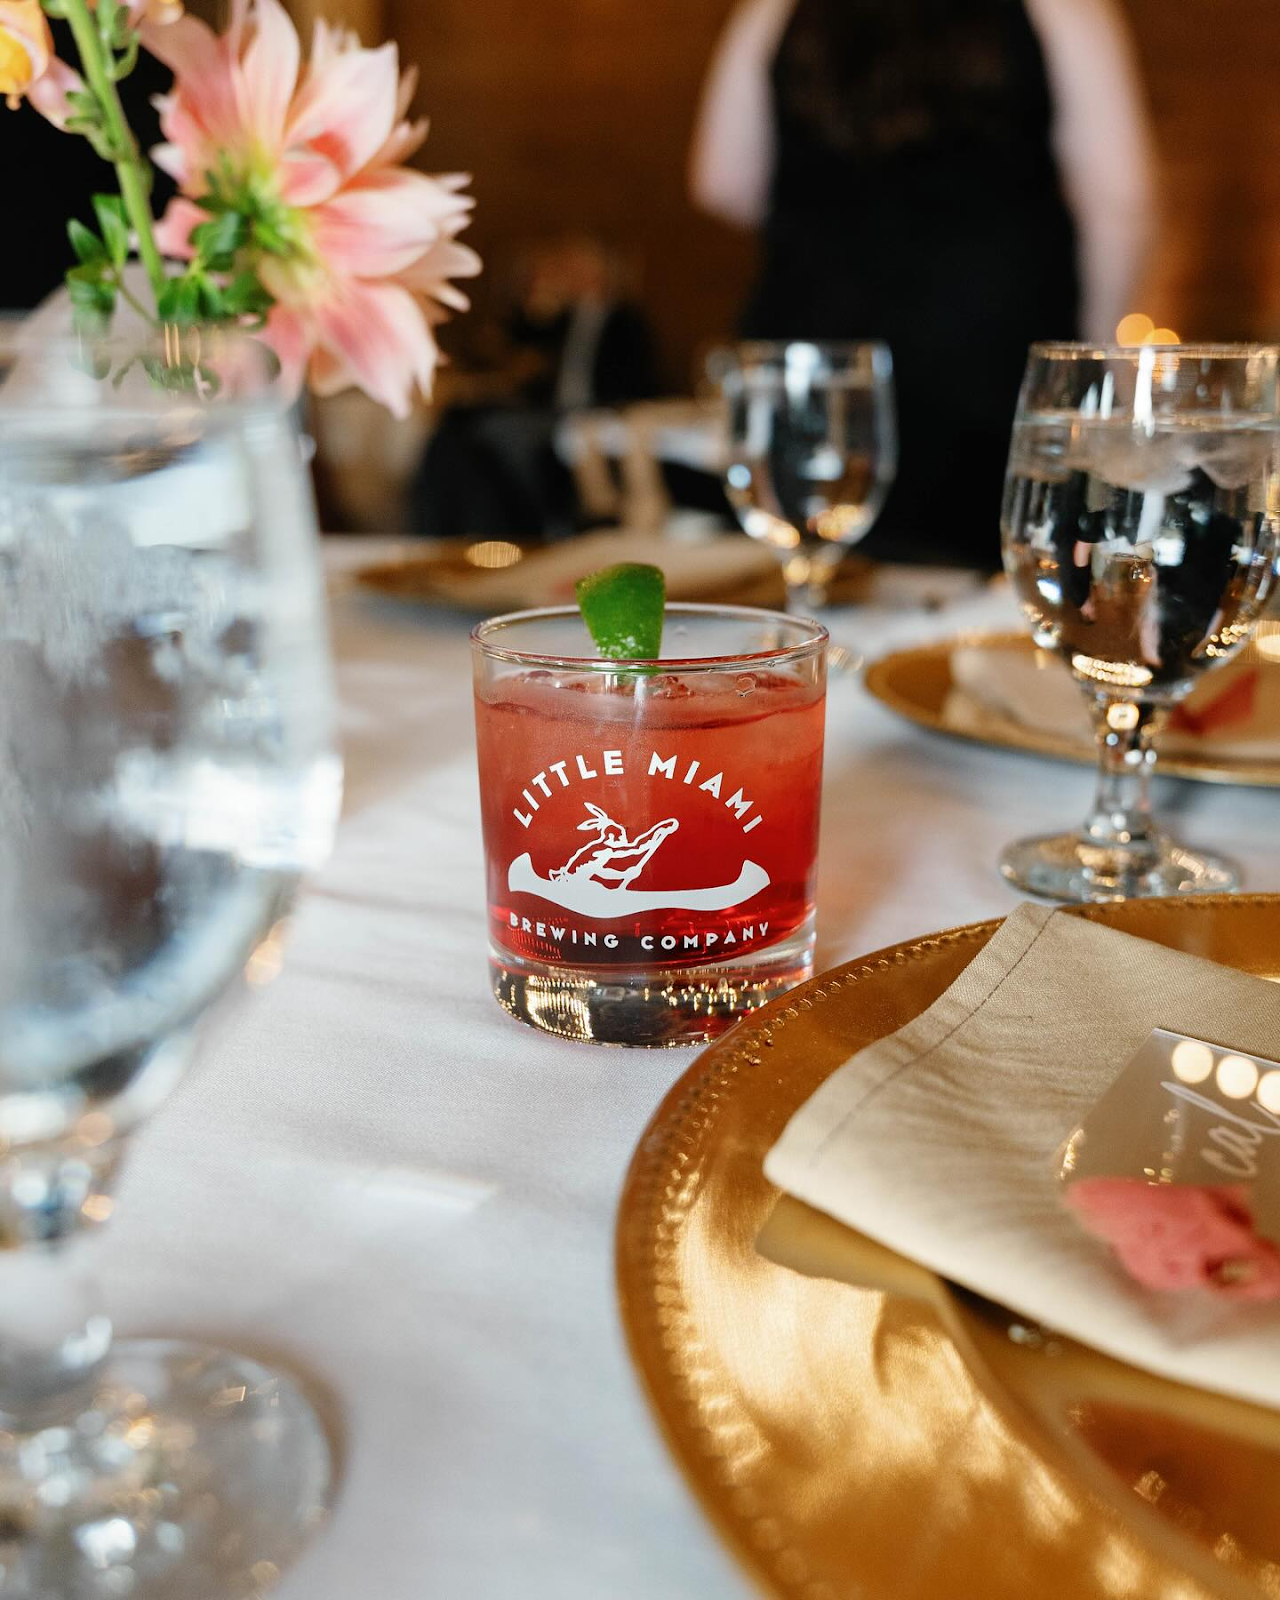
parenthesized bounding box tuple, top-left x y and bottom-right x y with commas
(1000, 342, 1280, 901)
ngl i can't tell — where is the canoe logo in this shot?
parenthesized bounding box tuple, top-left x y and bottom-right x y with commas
(508, 801, 769, 919)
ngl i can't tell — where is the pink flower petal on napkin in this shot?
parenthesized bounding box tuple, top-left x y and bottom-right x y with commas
(1065, 1177, 1280, 1301)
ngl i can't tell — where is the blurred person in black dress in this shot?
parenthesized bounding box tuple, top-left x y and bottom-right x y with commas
(690, 0, 1156, 568)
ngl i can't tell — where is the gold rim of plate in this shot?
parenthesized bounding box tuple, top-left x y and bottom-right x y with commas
(864, 631, 1280, 789)
(616, 895, 1280, 1600)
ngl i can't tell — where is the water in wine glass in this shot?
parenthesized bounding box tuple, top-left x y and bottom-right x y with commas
(0, 332, 342, 1600)
(0, 421, 340, 1147)
(719, 342, 896, 610)
(1003, 412, 1280, 700)
(725, 435, 887, 553)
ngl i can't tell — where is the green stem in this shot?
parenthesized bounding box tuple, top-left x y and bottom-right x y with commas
(61, 0, 166, 306)
(113, 272, 155, 324)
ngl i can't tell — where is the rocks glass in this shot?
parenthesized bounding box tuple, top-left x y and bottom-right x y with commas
(473, 604, 828, 1045)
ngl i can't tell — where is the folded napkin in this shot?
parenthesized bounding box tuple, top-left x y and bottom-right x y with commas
(764, 903, 1280, 1409)
(424, 529, 783, 610)
(945, 644, 1280, 761)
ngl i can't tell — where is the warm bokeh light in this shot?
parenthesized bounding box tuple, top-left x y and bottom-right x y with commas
(1216, 1054, 1259, 1100)
(1105, 701, 1140, 731)
(1115, 312, 1154, 346)
(1253, 625, 1280, 662)
(1144, 328, 1181, 345)
(76, 1111, 116, 1147)
(1257, 1071, 1280, 1114)
(245, 920, 290, 988)
(1071, 653, 1152, 689)
(465, 541, 524, 570)
(1170, 1039, 1214, 1084)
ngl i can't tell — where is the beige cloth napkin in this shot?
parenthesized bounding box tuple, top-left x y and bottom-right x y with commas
(945, 645, 1280, 761)
(764, 903, 1280, 1409)
(419, 529, 784, 611)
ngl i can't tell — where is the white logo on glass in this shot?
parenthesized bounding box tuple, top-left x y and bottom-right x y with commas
(508, 802, 769, 918)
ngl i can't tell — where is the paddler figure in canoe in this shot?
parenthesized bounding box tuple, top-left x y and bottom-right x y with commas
(551, 803, 679, 891)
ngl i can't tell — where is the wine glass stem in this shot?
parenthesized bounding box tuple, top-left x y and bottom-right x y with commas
(0, 1142, 121, 1427)
(782, 546, 841, 614)
(1081, 696, 1161, 861)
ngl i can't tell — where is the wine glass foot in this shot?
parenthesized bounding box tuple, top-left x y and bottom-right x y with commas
(0, 1340, 331, 1600)
(999, 832, 1239, 904)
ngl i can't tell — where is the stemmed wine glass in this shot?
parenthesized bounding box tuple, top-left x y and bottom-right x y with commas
(715, 341, 897, 613)
(1000, 341, 1280, 902)
(0, 328, 342, 1596)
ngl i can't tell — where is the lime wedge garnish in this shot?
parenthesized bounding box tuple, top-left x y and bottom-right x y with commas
(575, 563, 665, 660)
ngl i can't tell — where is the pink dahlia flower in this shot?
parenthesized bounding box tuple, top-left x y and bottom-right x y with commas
(145, 0, 479, 416)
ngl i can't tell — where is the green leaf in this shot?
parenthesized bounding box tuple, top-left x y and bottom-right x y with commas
(197, 277, 226, 320)
(97, 0, 120, 43)
(66, 271, 115, 318)
(250, 215, 294, 256)
(574, 563, 666, 661)
(111, 31, 140, 82)
(155, 278, 187, 323)
(156, 270, 214, 327)
(141, 354, 197, 393)
(92, 194, 129, 269)
(67, 218, 106, 267)
(191, 209, 247, 273)
(220, 270, 274, 317)
(174, 275, 202, 324)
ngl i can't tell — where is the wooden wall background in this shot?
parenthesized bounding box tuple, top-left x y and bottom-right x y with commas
(286, 0, 1280, 388)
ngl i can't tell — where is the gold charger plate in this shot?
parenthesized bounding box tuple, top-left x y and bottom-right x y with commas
(353, 534, 873, 614)
(616, 895, 1280, 1600)
(864, 631, 1280, 788)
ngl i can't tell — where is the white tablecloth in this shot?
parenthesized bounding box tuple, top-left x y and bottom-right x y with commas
(99, 539, 1280, 1600)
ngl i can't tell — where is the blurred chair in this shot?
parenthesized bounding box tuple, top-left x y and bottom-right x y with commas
(557, 399, 725, 532)
(408, 234, 660, 542)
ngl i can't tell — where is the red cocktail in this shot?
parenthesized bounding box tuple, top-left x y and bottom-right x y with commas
(472, 605, 827, 1045)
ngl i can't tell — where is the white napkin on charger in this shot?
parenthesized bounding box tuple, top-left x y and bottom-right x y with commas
(945, 644, 1280, 761)
(764, 902, 1280, 1410)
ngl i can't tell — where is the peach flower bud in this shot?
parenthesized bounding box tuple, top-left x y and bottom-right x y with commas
(0, 0, 52, 108)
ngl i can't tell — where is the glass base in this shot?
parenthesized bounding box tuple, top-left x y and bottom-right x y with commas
(490, 921, 814, 1047)
(999, 832, 1239, 904)
(0, 1340, 331, 1600)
